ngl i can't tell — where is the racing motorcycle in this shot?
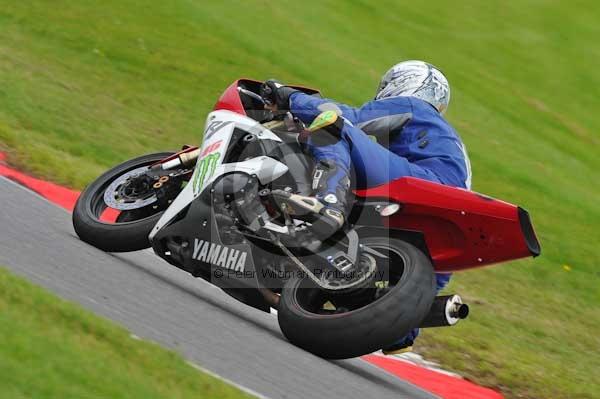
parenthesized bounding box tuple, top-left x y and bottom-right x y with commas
(72, 79, 541, 359)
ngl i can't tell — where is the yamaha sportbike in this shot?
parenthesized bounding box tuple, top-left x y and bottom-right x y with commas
(73, 79, 541, 359)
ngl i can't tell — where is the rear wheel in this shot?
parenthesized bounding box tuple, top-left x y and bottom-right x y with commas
(72, 152, 189, 252)
(277, 237, 436, 359)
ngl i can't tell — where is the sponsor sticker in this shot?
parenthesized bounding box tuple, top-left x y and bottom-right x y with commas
(192, 152, 220, 194)
(192, 238, 246, 272)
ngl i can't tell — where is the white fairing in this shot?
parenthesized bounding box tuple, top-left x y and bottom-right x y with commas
(149, 110, 288, 240)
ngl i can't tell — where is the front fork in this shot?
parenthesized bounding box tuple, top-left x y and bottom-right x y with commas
(151, 146, 200, 171)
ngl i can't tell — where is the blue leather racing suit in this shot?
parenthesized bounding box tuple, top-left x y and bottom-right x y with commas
(289, 91, 472, 347)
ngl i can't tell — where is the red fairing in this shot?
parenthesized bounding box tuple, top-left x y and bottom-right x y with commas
(214, 80, 246, 115)
(214, 79, 322, 115)
(355, 177, 536, 272)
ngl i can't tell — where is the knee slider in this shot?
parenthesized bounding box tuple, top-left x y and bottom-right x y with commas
(307, 110, 344, 147)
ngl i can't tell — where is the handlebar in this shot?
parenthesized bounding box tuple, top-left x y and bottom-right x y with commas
(237, 86, 265, 104)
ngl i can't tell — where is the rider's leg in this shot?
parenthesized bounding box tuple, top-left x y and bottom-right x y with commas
(308, 135, 352, 212)
(339, 122, 444, 188)
(307, 119, 445, 200)
(273, 119, 445, 238)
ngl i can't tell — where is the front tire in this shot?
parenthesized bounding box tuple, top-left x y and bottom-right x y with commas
(73, 152, 175, 252)
(277, 238, 436, 359)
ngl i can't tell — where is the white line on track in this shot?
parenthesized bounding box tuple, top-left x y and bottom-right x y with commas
(186, 361, 270, 399)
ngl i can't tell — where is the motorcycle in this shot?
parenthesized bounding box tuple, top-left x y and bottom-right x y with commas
(72, 79, 541, 359)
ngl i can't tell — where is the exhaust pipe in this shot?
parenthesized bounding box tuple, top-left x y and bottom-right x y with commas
(419, 295, 469, 328)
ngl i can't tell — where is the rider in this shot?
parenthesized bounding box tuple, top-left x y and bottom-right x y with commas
(261, 60, 472, 354)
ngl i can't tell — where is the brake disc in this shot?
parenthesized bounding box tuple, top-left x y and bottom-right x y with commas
(103, 166, 158, 211)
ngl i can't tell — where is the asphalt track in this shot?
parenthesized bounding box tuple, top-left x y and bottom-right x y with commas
(0, 177, 441, 399)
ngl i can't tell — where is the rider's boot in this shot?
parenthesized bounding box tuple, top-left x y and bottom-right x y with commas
(271, 159, 350, 240)
(382, 340, 414, 355)
(382, 329, 418, 355)
(382, 275, 451, 355)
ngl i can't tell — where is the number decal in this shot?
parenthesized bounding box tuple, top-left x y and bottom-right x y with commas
(204, 120, 233, 140)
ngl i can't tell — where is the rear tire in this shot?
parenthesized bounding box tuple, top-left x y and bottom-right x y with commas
(72, 152, 174, 252)
(277, 238, 436, 359)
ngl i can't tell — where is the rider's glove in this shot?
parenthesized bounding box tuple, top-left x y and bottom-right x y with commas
(260, 79, 299, 110)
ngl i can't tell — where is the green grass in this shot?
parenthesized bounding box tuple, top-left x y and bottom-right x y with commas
(0, 268, 251, 399)
(0, 1, 599, 398)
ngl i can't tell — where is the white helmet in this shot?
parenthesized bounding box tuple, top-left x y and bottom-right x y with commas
(375, 60, 451, 114)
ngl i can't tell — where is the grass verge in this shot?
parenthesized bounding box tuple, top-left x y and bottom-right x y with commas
(0, 268, 252, 399)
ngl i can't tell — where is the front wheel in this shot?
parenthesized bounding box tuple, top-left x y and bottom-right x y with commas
(72, 152, 188, 252)
(277, 237, 436, 359)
